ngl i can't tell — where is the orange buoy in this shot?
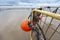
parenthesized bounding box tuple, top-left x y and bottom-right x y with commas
(20, 19, 31, 32)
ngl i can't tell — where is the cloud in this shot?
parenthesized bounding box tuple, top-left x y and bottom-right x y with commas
(0, 0, 60, 5)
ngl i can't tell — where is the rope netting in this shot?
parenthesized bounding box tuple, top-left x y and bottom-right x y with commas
(29, 7, 60, 40)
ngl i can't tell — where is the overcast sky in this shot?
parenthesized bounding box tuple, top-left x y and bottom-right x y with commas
(0, 0, 60, 5)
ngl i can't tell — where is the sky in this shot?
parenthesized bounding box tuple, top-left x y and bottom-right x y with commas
(0, 0, 60, 5)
